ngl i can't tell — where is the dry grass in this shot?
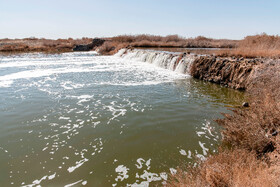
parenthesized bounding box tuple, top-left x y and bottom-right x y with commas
(167, 149, 279, 187)
(218, 34, 280, 58)
(98, 35, 238, 55)
(98, 41, 128, 55)
(216, 62, 280, 154)
(2, 34, 280, 58)
(98, 34, 280, 58)
(0, 37, 92, 53)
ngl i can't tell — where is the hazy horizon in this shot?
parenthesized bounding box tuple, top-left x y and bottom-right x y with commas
(1, 0, 279, 40)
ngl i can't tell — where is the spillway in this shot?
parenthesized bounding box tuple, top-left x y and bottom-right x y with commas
(115, 49, 196, 74)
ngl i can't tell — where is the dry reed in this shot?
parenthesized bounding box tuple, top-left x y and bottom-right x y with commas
(218, 34, 280, 58)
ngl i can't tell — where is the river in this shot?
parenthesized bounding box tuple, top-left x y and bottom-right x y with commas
(0, 51, 244, 186)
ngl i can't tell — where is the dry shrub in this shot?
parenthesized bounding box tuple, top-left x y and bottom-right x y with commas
(167, 149, 279, 187)
(97, 41, 128, 55)
(240, 34, 280, 49)
(0, 37, 92, 53)
(96, 34, 238, 55)
(1, 35, 239, 54)
(102, 34, 280, 57)
(216, 61, 280, 154)
(218, 34, 280, 58)
(98, 41, 116, 55)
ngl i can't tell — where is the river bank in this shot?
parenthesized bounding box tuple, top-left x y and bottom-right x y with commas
(173, 56, 280, 187)
(0, 35, 237, 54)
(167, 60, 280, 186)
(115, 48, 280, 186)
(0, 38, 93, 53)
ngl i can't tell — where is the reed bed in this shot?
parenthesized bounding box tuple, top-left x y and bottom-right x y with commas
(0, 37, 92, 53)
(218, 34, 280, 58)
(98, 35, 238, 55)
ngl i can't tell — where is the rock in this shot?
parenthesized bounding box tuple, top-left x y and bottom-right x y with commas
(270, 129, 278, 136)
(272, 131, 278, 136)
(73, 38, 105, 51)
(73, 44, 91, 51)
(242, 102, 249, 107)
(89, 38, 106, 48)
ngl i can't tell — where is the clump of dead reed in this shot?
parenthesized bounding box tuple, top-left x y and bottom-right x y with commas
(0, 37, 92, 53)
(167, 149, 279, 187)
(218, 34, 280, 58)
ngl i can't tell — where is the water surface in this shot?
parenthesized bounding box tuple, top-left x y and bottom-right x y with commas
(0, 52, 244, 186)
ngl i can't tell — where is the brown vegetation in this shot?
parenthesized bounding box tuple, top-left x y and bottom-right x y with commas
(218, 34, 280, 58)
(97, 35, 238, 55)
(0, 37, 92, 53)
(98, 34, 280, 58)
(217, 76, 280, 155)
(2, 34, 280, 58)
(168, 61, 280, 186)
(167, 149, 279, 187)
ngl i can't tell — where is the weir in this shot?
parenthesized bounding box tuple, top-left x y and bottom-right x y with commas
(115, 49, 196, 74)
(115, 48, 266, 90)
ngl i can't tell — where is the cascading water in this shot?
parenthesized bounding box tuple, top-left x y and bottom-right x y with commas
(115, 49, 196, 74)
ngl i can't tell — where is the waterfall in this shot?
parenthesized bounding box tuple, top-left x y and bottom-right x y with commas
(115, 49, 195, 75)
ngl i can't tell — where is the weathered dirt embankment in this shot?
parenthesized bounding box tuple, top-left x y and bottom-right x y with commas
(189, 56, 263, 90)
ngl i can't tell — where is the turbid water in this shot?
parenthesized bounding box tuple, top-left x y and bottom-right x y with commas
(0, 51, 244, 186)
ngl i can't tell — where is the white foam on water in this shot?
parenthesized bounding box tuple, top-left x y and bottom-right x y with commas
(169, 168, 177, 175)
(179, 149, 187, 156)
(0, 80, 13, 87)
(199, 141, 209, 156)
(64, 179, 83, 187)
(82, 181, 87, 185)
(115, 158, 167, 186)
(135, 158, 145, 169)
(0, 67, 102, 81)
(67, 158, 89, 173)
(115, 165, 130, 182)
(22, 173, 56, 187)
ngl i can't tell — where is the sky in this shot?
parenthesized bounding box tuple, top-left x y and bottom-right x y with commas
(0, 0, 279, 39)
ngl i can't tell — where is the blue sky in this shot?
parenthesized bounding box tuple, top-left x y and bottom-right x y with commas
(0, 0, 279, 39)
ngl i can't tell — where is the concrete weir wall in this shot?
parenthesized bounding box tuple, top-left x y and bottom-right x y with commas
(116, 48, 265, 90)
